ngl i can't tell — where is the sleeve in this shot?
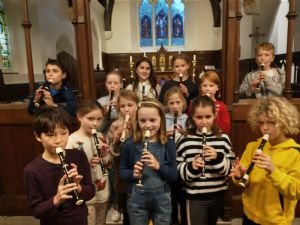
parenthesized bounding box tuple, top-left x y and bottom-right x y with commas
(176, 138, 202, 182)
(269, 151, 300, 200)
(61, 88, 78, 117)
(119, 139, 136, 182)
(210, 135, 235, 176)
(28, 92, 36, 115)
(156, 84, 161, 97)
(263, 68, 285, 96)
(156, 140, 178, 182)
(125, 84, 133, 91)
(76, 151, 95, 201)
(216, 102, 231, 134)
(23, 167, 60, 219)
(239, 72, 256, 98)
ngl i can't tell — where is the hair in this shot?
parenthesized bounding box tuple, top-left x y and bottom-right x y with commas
(134, 98, 167, 144)
(117, 90, 139, 109)
(132, 57, 159, 97)
(248, 97, 300, 136)
(171, 53, 189, 67)
(163, 86, 187, 112)
(199, 71, 221, 98)
(105, 69, 123, 84)
(186, 95, 221, 136)
(33, 106, 72, 136)
(77, 100, 104, 118)
(255, 42, 275, 55)
(46, 58, 67, 74)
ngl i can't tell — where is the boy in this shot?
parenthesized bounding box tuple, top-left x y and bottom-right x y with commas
(23, 106, 95, 225)
(239, 42, 285, 99)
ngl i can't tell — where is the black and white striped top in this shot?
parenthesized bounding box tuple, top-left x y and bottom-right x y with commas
(176, 133, 235, 200)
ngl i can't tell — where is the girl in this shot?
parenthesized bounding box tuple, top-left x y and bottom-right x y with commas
(164, 86, 187, 143)
(97, 69, 123, 121)
(126, 57, 161, 100)
(159, 54, 198, 109)
(177, 95, 235, 225)
(120, 98, 177, 225)
(230, 97, 300, 225)
(66, 100, 111, 225)
(199, 71, 231, 134)
(23, 106, 95, 225)
(108, 90, 139, 224)
(164, 86, 188, 225)
(28, 58, 78, 116)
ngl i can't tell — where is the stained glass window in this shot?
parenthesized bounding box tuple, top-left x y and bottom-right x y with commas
(155, 0, 168, 46)
(171, 0, 184, 46)
(139, 0, 153, 47)
(0, 3, 11, 70)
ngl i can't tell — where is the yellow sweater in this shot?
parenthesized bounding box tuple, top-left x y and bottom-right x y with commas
(234, 138, 300, 225)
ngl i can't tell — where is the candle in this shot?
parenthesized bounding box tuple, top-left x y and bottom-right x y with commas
(144, 52, 146, 57)
(193, 54, 196, 61)
(130, 56, 132, 62)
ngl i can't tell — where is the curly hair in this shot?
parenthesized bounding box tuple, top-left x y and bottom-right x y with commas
(248, 97, 300, 136)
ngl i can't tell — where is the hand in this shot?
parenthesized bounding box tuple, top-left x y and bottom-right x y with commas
(141, 150, 160, 170)
(90, 155, 100, 168)
(68, 163, 83, 193)
(229, 157, 246, 178)
(133, 161, 143, 178)
(34, 88, 44, 103)
(53, 174, 78, 207)
(166, 129, 174, 138)
(203, 145, 217, 160)
(41, 89, 55, 106)
(175, 124, 186, 135)
(252, 151, 275, 174)
(179, 83, 189, 97)
(192, 154, 205, 170)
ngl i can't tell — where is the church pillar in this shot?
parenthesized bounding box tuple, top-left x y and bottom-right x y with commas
(284, 0, 297, 99)
(72, 0, 96, 100)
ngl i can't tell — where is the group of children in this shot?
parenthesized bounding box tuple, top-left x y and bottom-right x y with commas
(23, 43, 300, 225)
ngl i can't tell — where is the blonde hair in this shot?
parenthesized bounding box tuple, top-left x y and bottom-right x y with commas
(163, 86, 187, 112)
(117, 90, 139, 110)
(248, 97, 300, 136)
(134, 98, 167, 144)
(255, 42, 275, 55)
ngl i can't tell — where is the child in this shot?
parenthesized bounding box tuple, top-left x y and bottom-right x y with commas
(199, 71, 231, 134)
(126, 57, 161, 100)
(176, 95, 235, 225)
(97, 69, 123, 121)
(119, 98, 178, 225)
(164, 86, 187, 143)
(239, 42, 285, 99)
(164, 86, 188, 225)
(28, 58, 78, 116)
(230, 97, 300, 225)
(23, 106, 95, 225)
(109, 90, 139, 224)
(66, 100, 111, 225)
(159, 54, 198, 109)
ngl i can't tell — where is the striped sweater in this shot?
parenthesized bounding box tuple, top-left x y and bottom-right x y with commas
(176, 133, 235, 200)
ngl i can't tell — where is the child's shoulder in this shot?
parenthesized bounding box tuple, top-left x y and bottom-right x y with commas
(24, 155, 47, 172)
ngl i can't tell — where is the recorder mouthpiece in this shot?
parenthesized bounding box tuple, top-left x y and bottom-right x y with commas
(55, 147, 63, 154)
(144, 130, 151, 138)
(202, 127, 208, 134)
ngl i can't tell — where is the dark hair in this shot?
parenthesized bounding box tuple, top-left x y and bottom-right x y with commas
(77, 100, 104, 117)
(46, 58, 67, 74)
(171, 53, 189, 67)
(132, 57, 159, 97)
(33, 106, 72, 136)
(186, 95, 221, 136)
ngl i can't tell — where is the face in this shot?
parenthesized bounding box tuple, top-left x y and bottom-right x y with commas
(200, 79, 219, 99)
(105, 74, 122, 94)
(78, 109, 103, 136)
(255, 48, 274, 70)
(136, 61, 151, 82)
(138, 107, 161, 141)
(118, 97, 137, 120)
(36, 125, 69, 155)
(192, 105, 215, 133)
(45, 64, 66, 89)
(173, 59, 189, 76)
(257, 114, 284, 144)
(167, 93, 184, 116)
